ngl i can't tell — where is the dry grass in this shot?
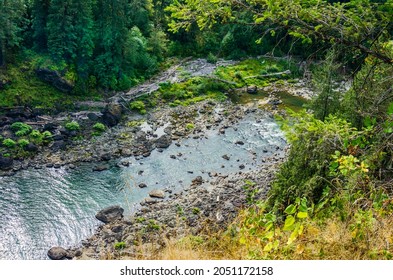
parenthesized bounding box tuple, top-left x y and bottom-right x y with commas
(137, 210, 393, 260)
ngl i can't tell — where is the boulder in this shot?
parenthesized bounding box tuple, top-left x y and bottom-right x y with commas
(95, 205, 124, 223)
(246, 85, 258, 94)
(24, 143, 38, 152)
(35, 68, 74, 93)
(149, 189, 166, 199)
(100, 153, 111, 161)
(192, 176, 203, 185)
(43, 122, 58, 132)
(139, 183, 147, 188)
(0, 156, 13, 170)
(51, 140, 67, 151)
(47, 247, 68, 260)
(101, 103, 123, 127)
(155, 134, 172, 149)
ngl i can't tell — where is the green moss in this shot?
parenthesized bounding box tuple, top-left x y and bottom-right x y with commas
(0, 52, 102, 108)
(215, 58, 301, 88)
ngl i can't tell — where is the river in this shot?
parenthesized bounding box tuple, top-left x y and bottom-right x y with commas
(0, 114, 286, 260)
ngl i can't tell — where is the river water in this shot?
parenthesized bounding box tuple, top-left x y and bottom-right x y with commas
(0, 114, 286, 260)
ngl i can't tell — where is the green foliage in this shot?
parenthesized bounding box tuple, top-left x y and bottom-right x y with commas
(93, 122, 106, 132)
(65, 121, 80, 131)
(17, 139, 29, 148)
(166, 0, 392, 64)
(147, 219, 161, 231)
(185, 123, 195, 130)
(207, 52, 218, 64)
(269, 111, 360, 212)
(2, 139, 16, 148)
(130, 101, 147, 115)
(11, 122, 32, 137)
(0, 0, 25, 65)
(114, 242, 126, 250)
(308, 49, 342, 121)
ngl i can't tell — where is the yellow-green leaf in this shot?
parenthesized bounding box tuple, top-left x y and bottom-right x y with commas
(297, 211, 308, 219)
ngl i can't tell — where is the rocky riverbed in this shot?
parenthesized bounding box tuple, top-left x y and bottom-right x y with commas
(0, 58, 309, 260)
(64, 161, 282, 260)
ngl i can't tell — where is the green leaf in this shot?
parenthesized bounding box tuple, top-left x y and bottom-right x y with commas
(297, 211, 308, 219)
(265, 221, 274, 231)
(284, 204, 296, 215)
(264, 230, 274, 240)
(263, 242, 273, 252)
(283, 215, 295, 231)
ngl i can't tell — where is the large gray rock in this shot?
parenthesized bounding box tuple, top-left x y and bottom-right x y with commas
(155, 134, 172, 149)
(47, 247, 68, 260)
(95, 205, 124, 223)
(0, 156, 13, 170)
(35, 68, 74, 93)
(101, 103, 123, 127)
(149, 189, 166, 199)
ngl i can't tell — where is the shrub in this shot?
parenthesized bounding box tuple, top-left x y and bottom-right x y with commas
(2, 138, 16, 148)
(114, 242, 126, 250)
(65, 121, 80, 131)
(207, 52, 218, 64)
(93, 122, 106, 132)
(42, 131, 53, 143)
(269, 111, 359, 212)
(17, 139, 29, 148)
(11, 122, 32, 137)
(186, 123, 195, 130)
(130, 100, 146, 115)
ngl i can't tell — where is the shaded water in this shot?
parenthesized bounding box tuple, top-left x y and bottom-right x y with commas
(0, 115, 286, 260)
(230, 91, 307, 111)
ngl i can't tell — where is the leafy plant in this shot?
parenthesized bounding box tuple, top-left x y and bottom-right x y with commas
(114, 242, 126, 250)
(11, 122, 32, 137)
(185, 123, 195, 130)
(130, 101, 146, 115)
(2, 138, 16, 148)
(17, 139, 29, 148)
(65, 121, 80, 131)
(93, 122, 106, 132)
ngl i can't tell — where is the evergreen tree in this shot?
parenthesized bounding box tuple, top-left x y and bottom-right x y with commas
(93, 0, 130, 88)
(0, 0, 25, 65)
(31, 0, 50, 51)
(70, 0, 94, 89)
(46, 0, 74, 60)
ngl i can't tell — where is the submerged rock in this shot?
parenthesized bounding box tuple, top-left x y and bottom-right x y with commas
(95, 205, 124, 224)
(93, 165, 109, 172)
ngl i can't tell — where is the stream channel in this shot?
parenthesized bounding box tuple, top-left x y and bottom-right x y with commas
(0, 112, 286, 260)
